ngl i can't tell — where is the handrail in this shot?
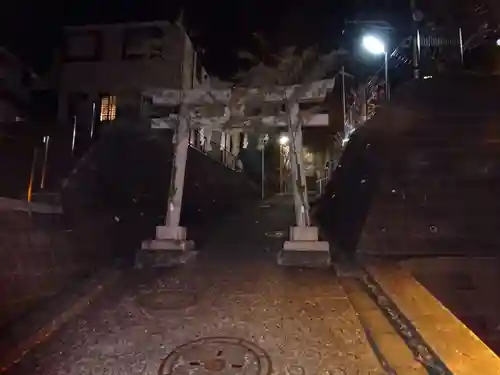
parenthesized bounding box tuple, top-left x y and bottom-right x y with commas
(316, 176, 328, 196)
(189, 130, 239, 171)
(316, 158, 338, 196)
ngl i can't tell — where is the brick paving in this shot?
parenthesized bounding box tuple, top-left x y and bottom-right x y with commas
(8, 195, 384, 375)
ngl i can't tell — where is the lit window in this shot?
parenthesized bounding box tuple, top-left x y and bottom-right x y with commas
(100, 95, 116, 121)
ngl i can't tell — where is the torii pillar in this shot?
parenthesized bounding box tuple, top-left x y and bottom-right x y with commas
(136, 101, 196, 268)
(277, 102, 331, 268)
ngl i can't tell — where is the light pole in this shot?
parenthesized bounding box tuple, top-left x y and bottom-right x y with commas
(410, 0, 422, 79)
(362, 35, 390, 101)
(279, 135, 289, 194)
(259, 134, 270, 200)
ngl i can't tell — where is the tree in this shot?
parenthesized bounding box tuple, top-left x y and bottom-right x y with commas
(233, 33, 346, 132)
(235, 34, 320, 86)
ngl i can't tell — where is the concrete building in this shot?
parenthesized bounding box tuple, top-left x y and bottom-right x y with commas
(57, 20, 209, 146)
(56, 20, 334, 172)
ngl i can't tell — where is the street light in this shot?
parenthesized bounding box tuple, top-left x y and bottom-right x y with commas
(362, 35, 385, 54)
(496, 38, 500, 47)
(279, 135, 289, 145)
(362, 35, 390, 101)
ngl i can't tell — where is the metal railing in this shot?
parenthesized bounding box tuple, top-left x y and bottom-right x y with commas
(189, 131, 238, 171)
(316, 177, 328, 196)
(315, 160, 337, 196)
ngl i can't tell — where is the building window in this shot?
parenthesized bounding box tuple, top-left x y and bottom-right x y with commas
(100, 95, 116, 121)
(122, 26, 165, 60)
(64, 30, 102, 62)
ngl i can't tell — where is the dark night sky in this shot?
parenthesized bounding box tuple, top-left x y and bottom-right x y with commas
(1, 0, 412, 77)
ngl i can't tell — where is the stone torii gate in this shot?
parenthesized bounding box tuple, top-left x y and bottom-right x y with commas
(139, 78, 334, 267)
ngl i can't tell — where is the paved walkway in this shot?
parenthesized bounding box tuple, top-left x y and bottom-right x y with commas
(9, 195, 385, 375)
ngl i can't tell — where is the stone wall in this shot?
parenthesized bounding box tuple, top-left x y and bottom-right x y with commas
(316, 74, 500, 257)
(61, 125, 259, 260)
(356, 74, 500, 257)
(0, 199, 99, 327)
(0, 123, 258, 325)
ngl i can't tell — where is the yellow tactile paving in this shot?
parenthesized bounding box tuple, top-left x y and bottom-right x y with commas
(340, 276, 427, 375)
(367, 263, 500, 375)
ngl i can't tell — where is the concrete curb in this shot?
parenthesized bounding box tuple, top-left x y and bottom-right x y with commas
(0, 197, 62, 214)
(365, 263, 500, 375)
(0, 269, 121, 374)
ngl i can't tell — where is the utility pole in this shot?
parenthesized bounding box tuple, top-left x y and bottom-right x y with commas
(410, 0, 421, 79)
(261, 145, 265, 199)
(341, 66, 347, 135)
(279, 146, 283, 193)
(384, 51, 390, 101)
(259, 134, 269, 200)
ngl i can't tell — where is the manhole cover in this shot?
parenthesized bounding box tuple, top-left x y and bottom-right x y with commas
(159, 337, 272, 375)
(136, 290, 197, 310)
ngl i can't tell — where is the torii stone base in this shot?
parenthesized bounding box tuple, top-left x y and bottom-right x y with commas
(135, 226, 196, 268)
(277, 226, 331, 268)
